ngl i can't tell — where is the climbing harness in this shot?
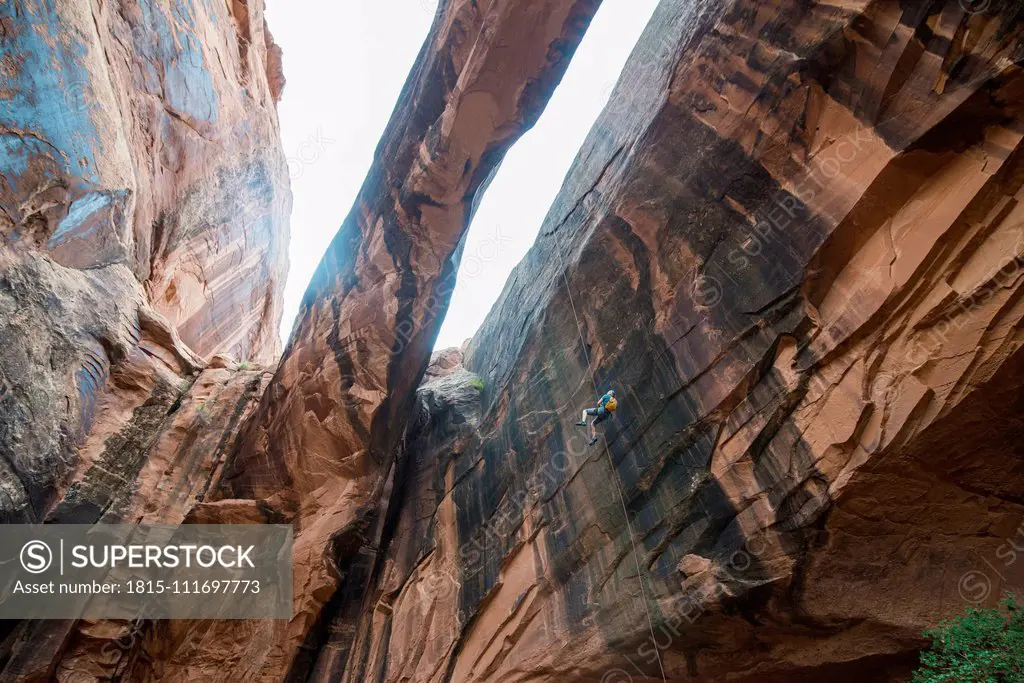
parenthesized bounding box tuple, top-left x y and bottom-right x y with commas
(553, 244, 669, 683)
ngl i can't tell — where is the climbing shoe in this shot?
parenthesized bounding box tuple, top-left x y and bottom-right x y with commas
(589, 436, 599, 446)
(575, 421, 587, 427)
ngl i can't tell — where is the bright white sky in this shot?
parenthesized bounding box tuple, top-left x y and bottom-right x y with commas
(267, 0, 660, 349)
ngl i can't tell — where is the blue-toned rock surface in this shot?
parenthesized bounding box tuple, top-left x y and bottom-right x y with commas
(0, 0, 290, 529)
(2, 0, 1024, 681)
(0, 3, 288, 673)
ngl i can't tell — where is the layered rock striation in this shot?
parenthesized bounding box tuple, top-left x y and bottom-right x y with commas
(0, 0, 289, 679)
(329, 1, 1024, 681)
(144, 0, 603, 680)
(4, 0, 1024, 681)
(0, 0, 289, 522)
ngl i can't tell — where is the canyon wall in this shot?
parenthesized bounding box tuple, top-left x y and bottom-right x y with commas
(0, 0, 289, 518)
(332, 1, 1024, 681)
(3, 0, 1024, 681)
(138, 1, 604, 680)
(0, 0, 290, 507)
(0, 0, 289, 678)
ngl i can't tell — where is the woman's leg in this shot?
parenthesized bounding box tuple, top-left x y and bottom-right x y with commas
(589, 411, 608, 443)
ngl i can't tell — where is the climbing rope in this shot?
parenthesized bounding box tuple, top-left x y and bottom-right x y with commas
(553, 242, 669, 683)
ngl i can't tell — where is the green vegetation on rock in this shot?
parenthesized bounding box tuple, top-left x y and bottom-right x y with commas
(912, 594, 1024, 683)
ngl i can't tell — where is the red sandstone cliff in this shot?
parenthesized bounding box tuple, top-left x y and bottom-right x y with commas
(0, 0, 290, 520)
(160, 1, 604, 679)
(2, 0, 1024, 681)
(0, 0, 289, 678)
(327, 2, 1024, 681)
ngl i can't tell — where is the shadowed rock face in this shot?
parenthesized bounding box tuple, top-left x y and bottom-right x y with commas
(139, 0, 603, 680)
(3, 0, 1024, 680)
(327, 1, 1024, 681)
(0, 360, 272, 682)
(0, 0, 290, 524)
(0, 0, 289, 678)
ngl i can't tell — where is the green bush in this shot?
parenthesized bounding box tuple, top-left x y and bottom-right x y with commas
(912, 594, 1024, 683)
(468, 377, 485, 391)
